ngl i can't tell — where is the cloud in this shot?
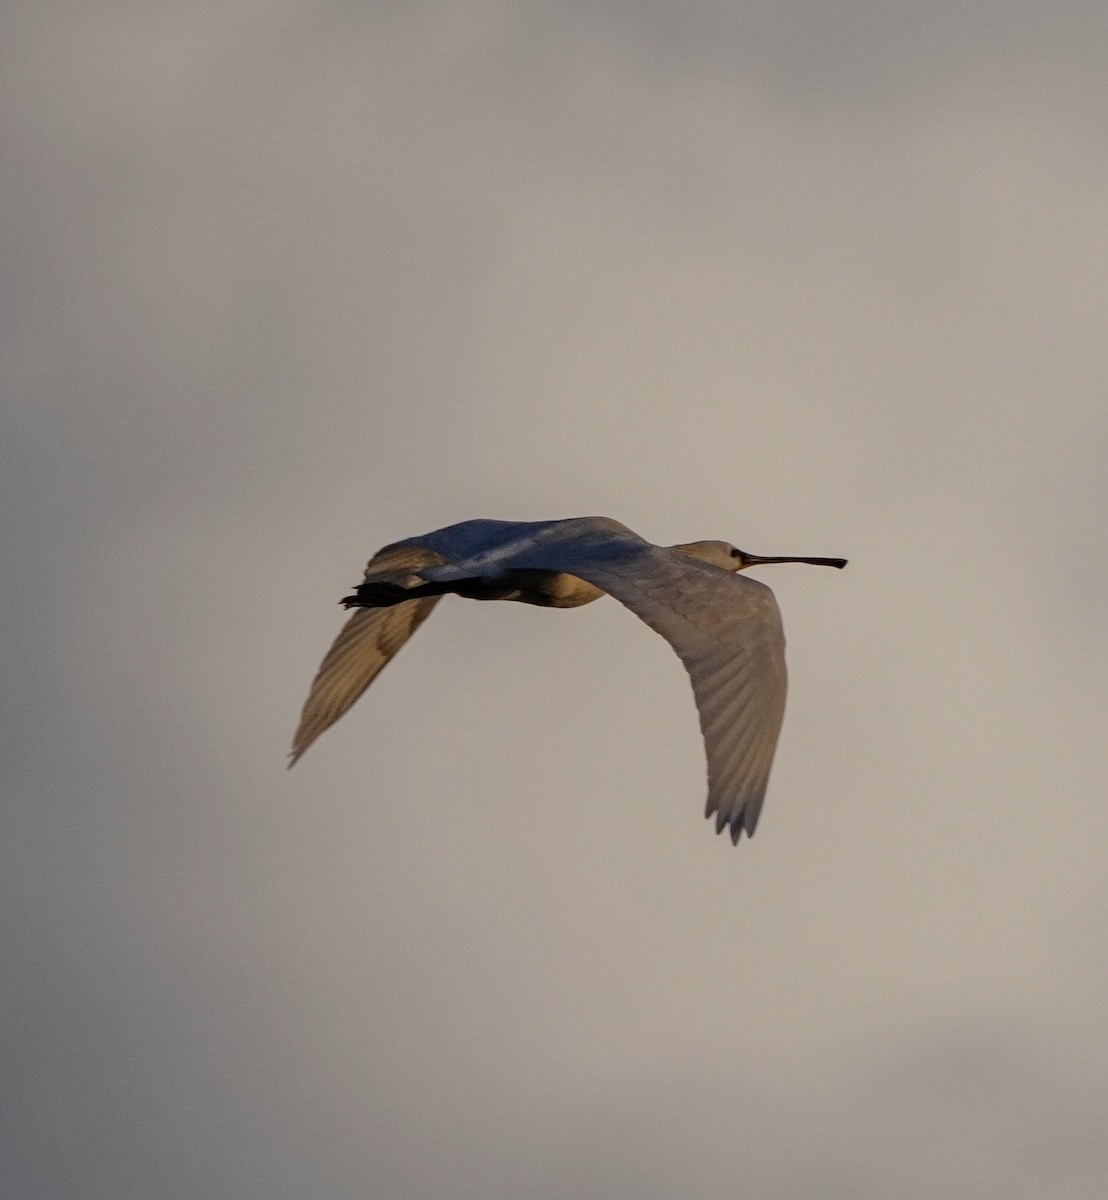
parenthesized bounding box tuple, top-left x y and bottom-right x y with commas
(3, 4, 1106, 1197)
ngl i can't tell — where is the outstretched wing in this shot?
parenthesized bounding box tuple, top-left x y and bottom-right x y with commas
(576, 553, 787, 842)
(289, 542, 447, 765)
(423, 519, 788, 841)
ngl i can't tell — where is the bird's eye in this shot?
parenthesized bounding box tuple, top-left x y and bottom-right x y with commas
(730, 548, 742, 558)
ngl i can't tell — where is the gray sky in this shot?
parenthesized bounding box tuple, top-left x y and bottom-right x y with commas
(3, 3, 1107, 1197)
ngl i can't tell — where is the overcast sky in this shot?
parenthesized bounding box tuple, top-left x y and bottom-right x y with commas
(3, 3, 1107, 1197)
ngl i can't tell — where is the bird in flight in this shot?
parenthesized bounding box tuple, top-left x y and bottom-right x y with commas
(290, 516, 846, 843)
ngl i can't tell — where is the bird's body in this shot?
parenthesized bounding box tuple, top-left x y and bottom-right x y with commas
(290, 516, 845, 843)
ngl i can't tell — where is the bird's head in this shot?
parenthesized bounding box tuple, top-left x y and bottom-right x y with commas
(672, 540, 747, 571)
(673, 540, 848, 573)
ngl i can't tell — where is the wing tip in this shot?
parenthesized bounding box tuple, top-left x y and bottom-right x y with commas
(288, 730, 316, 769)
(706, 796, 761, 845)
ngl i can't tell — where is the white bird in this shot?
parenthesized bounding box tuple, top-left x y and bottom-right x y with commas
(290, 516, 846, 843)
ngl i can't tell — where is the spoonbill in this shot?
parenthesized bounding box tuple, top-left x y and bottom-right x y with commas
(290, 516, 846, 843)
